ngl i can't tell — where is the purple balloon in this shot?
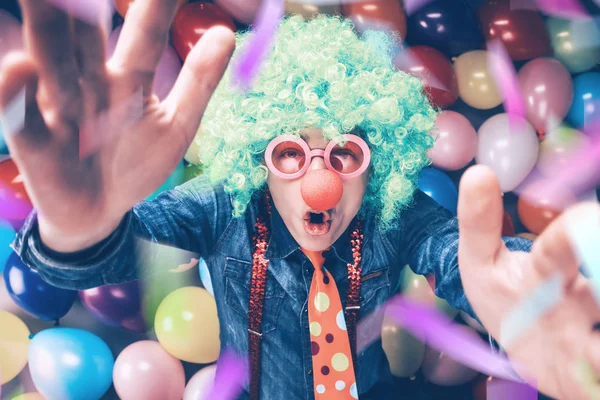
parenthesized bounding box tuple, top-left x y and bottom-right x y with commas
(107, 26, 182, 100)
(79, 280, 147, 332)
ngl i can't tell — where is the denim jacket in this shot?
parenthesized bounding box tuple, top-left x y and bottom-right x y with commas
(11, 174, 532, 399)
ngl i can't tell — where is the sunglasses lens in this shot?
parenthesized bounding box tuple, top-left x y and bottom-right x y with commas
(270, 141, 306, 174)
(329, 140, 365, 174)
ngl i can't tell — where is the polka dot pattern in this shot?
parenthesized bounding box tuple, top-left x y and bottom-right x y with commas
(302, 248, 357, 399)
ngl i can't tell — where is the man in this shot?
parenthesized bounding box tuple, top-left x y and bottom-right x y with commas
(1, 1, 599, 399)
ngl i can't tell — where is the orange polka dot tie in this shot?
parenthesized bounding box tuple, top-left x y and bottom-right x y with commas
(302, 249, 358, 399)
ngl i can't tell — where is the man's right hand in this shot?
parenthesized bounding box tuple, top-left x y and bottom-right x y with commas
(0, 0, 235, 252)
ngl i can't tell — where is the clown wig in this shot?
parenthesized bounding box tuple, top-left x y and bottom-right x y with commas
(193, 15, 437, 230)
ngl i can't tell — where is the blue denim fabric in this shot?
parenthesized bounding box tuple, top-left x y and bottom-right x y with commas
(11, 174, 532, 399)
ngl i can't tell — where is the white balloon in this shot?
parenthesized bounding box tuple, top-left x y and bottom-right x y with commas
(476, 114, 539, 192)
(183, 365, 217, 400)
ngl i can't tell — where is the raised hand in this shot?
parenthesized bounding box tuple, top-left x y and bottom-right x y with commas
(458, 165, 600, 400)
(0, 0, 235, 252)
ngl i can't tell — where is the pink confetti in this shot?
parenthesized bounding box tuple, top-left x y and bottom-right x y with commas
(233, 0, 284, 91)
(403, 0, 434, 15)
(357, 295, 532, 383)
(511, 0, 589, 19)
(487, 39, 526, 132)
(206, 349, 248, 400)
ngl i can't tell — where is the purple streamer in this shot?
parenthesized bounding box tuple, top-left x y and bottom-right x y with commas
(0, 182, 32, 220)
(357, 295, 532, 383)
(206, 349, 248, 400)
(233, 0, 284, 91)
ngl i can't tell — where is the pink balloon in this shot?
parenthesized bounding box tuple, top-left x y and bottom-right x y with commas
(428, 111, 478, 171)
(107, 26, 182, 100)
(420, 325, 480, 386)
(214, 0, 261, 24)
(518, 58, 574, 136)
(113, 340, 185, 400)
(183, 365, 217, 400)
(0, 11, 23, 62)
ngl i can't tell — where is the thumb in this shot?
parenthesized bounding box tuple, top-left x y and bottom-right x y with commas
(458, 165, 506, 267)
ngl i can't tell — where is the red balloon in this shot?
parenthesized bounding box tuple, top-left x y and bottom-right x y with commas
(478, 0, 551, 61)
(342, 0, 407, 39)
(394, 46, 458, 108)
(0, 159, 30, 202)
(517, 181, 575, 234)
(0, 158, 33, 229)
(501, 211, 515, 236)
(171, 2, 236, 62)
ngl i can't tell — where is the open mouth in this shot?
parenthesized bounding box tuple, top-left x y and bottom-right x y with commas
(303, 210, 332, 236)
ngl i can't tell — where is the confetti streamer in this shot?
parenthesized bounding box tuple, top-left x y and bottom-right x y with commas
(357, 295, 531, 383)
(487, 377, 538, 400)
(403, 0, 434, 15)
(233, 0, 285, 91)
(487, 39, 526, 132)
(0, 182, 32, 221)
(500, 273, 564, 348)
(206, 349, 249, 400)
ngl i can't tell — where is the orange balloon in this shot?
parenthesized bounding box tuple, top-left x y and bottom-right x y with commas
(342, 0, 407, 39)
(115, 0, 189, 18)
(517, 182, 575, 234)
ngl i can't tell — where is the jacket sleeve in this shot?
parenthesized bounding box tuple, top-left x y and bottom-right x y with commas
(10, 175, 233, 290)
(394, 189, 533, 319)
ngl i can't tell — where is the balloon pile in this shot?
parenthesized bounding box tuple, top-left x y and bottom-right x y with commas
(1, 0, 600, 399)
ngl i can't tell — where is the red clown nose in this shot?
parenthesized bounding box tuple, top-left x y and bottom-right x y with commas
(301, 169, 343, 211)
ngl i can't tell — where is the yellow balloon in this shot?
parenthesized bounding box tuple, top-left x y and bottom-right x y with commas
(381, 318, 425, 377)
(285, 1, 341, 18)
(0, 311, 30, 385)
(400, 266, 459, 319)
(454, 50, 502, 110)
(12, 393, 46, 400)
(155, 287, 220, 363)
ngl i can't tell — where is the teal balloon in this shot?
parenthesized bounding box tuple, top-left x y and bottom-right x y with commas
(146, 161, 185, 201)
(566, 72, 600, 128)
(417, 167, 458, 216)
(199, 258, 214, 296)
(547, 17, 600, 74)
(29, 328, 114, 400)
(0, 219, 16, 273)
(0, 121, 7, 154)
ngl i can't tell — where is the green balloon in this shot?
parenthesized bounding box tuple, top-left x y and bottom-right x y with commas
(547, 17, 600, 74)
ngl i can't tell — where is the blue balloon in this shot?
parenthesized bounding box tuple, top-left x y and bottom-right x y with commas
(418, 167, 459, 216)
(146, 161, 185, 201)
(198, 258, 214, 296)
(29, 328, 114, 400)
(4, 252, 77, 321)
(406, 0, 484, 57)
(566, 72, 600, 128)
(0, 219, 16, 274)
(0, 120, 7, 154)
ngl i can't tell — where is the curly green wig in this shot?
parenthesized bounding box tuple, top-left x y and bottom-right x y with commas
(194, 14, 437, 230)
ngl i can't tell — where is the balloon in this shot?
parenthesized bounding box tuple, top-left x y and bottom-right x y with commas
(0, 310, 30, 385)
(400, 266, 458, 319)
(420, 326, 480, 386)
(107, 26, 182, 101)
(476, 114, 539, 192)
(146, 161, 185, 201)
(0, 10, 23, 62)
(518, 180, 576, 234)
(547, 17, 600, 74)
(428, 111, 478, 170)
(114, 0, 188, 17)
(183, 365, 217, 400)
(478, 0, 551, 61)
(113, 340, 185, 400)
(79, 280, 147, 332)
(0, 121, 7, 154)
(199, 258, 214, 296)
(502, 210, 515, 236)
(405, 0, 484, 57)
(454, 50, 502, 110)
(0, 219, 16, 274)
(566, 72, 600, 128)
(171, 3, 236, 62)
(518, 58, 574, 136)
(394, 46, 458, 108)
(417, 167, 459, 216)
(381, 317, 425, 377)
(4, 252, 77, 321)
(184, 136, 202, 165)
(472, 375, 490, 400)
(215, 0, 261, 24)
(155, 286, 220, 363)
(0, 158, 34, 226)
(538, 125, 589, 177)
(11, 394, 46, 400)
(286, 1, 341, 19)
(341, 0, 406, 39)
(29, 328, 114, 400)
